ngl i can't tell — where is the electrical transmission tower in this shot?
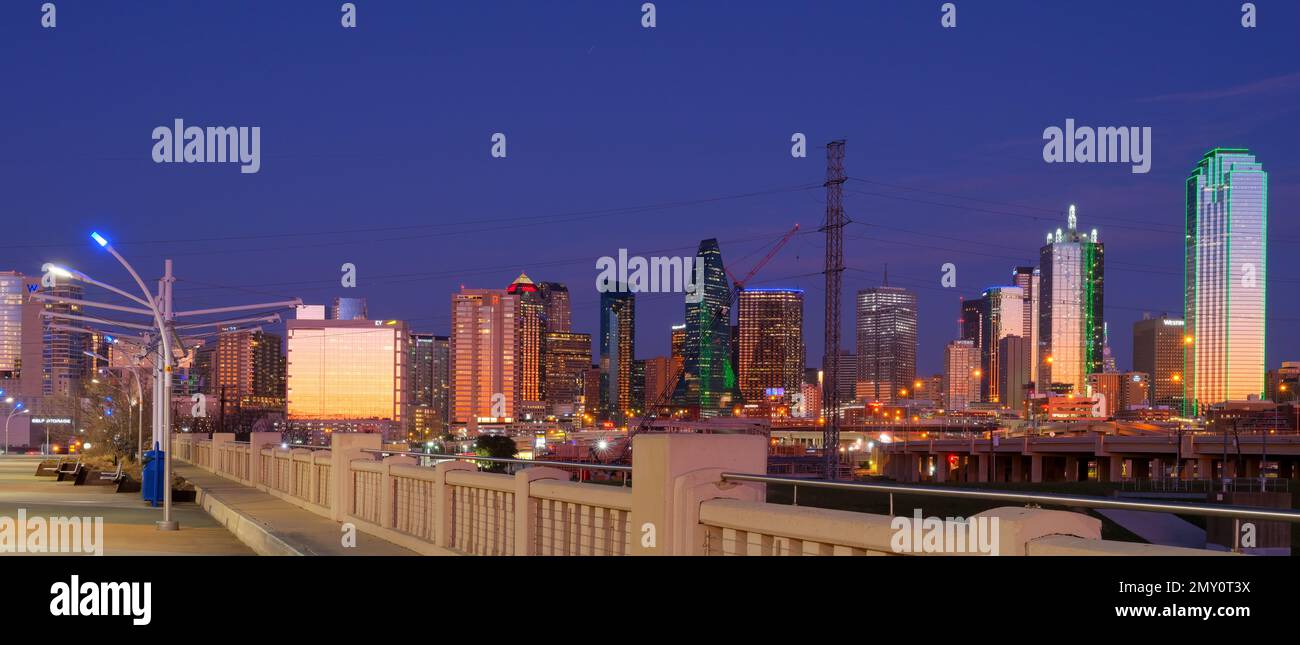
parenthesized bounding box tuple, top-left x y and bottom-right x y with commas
(822, 140, 846, 479)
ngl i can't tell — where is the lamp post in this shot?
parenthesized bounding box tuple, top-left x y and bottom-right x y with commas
(5, 398, 29, 455)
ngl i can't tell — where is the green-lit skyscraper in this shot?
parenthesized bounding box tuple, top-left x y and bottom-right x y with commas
(1038, 205, 1104, 395)
(678, 238, 733, 417)
(1185, 148, 1268, 415)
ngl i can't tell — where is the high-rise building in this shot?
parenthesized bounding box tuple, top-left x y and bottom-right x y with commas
(409, 333, 449, 441)
(834, 351, 858, 405)
(286, 318, 409, 440)
(1267, 362, 1300, 403)
(959, 298, 983, 347)
(998, 335, 1032, 413)
(1185, 148, 1267, 414)
(1011, 266, 1041, 385)
(332, 297, 368, 321)
(1039, 205, 1105, 395)
(0, 271, 42, 398)
(1133, 314, 1185, 410)
(642, 355, 672, 411)
(1088, 372, 1150, 417)
(582, 365, 600, 419)
(41, 279, 87, 397)
(507, 273, 545, 417)
(944, 339, 980, 411)
(679, 239, 732, 417)
(737, 289, 805, 404)
(855, 285, 917, 405)
(450, 288, 518, 423)
(209, 329, 286, 431)
(599, 290, 635, 423)
(542, 331, 591, 418)
(980, 286, 1025, 405)
(667, 323, 686, 401)
(537, 282, 571, 334)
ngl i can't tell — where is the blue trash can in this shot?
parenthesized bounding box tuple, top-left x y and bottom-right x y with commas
(142, 442, 165, 507)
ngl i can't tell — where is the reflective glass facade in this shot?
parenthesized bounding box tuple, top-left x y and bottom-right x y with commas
(1185, 148, 1267, 414)
(286, 320, 407, 422)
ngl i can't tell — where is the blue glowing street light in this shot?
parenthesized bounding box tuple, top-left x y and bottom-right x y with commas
(91, 231, 109, 247)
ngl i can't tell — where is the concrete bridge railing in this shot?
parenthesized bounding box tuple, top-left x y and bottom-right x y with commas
(171, 432, 1230, 556)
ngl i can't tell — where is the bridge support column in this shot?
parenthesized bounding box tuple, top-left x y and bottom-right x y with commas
(934, 456, 948, 482)
(629, 433, 767, 555)
(1010, 456, 1023, 482)
(249, 431, 281, 489)
(1063, 456, 1078, 482)
(1197, 456, 1213, 479)
(1151, 458, 1165, 480)
(976, 455, 989, 483)
(1030, 455, 1043, 483)
(1109, 455, 1124, 482)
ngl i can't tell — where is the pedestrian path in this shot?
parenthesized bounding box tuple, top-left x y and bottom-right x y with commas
(174, 463, 415, 556)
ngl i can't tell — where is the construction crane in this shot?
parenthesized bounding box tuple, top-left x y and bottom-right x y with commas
(602, 224, 801, 464)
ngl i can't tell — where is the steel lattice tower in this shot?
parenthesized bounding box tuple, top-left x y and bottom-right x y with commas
(822, 140, 846, 479)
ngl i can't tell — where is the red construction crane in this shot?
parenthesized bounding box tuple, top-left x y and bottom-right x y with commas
(725, 223, 801, 293)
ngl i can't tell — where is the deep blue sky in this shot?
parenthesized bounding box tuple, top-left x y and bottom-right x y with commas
(3, 1, 1298, 375)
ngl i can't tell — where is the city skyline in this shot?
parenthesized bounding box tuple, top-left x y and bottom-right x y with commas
(4, 2, 1298, 378)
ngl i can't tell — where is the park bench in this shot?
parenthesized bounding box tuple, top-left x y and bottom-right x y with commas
(55, 460, 84, 482)
(34, 459, 64, 477)
(77, 462, 125, 486)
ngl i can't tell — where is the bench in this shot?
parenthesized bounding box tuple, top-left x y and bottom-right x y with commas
(77, 462, 125, 487)
(55, 460, 84, 482)
(34, 459, 64, 477)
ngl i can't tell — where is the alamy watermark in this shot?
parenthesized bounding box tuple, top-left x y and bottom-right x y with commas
(1042, 118, 1151, 174)
(0, 508, 104, 555)
(152, 119, 262, 174)
(595, 250, 705, 303)
(890, 509, 1000, 555)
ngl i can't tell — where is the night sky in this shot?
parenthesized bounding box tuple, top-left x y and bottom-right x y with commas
(3, 1, 1298, 375)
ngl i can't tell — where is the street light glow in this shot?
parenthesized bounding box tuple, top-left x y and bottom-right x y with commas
(91, 231, 109, 247)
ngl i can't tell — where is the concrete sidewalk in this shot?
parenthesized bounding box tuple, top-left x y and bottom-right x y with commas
(175, 464, 415, 556)
(0, 456, 253, 556)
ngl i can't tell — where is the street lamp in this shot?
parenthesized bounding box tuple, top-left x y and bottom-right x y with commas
(5, 400, 29, 455)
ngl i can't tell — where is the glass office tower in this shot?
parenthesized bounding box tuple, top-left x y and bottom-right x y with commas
(1185, 148, 1268, 415)
(1039, 205, 1104, 395)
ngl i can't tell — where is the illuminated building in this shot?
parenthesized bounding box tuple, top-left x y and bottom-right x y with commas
(599, 290, 635, 423)
(542, 331, 591, 418)
(286, 319, 409, 440)
(855, 284, 917, 405)
(537, 281, 571, 333)
(1132, 314, 1185, 410)
(409, 333, 449, 440)
(1011, 266, 1041, 385)
(1266, 362, 1300, 403)
(834, 351, 857, 405)
(737, 288, 804, 405)
(1088, 371, 1150, 417)
(998, 335, 1032, 413)
(0, 271, 42, 397)
(1185, 148, 1267, 414)
(1039, 205, 1104, 395)
(642, 355, 672, 409)
(41, 279, 87, 397)
(668, 323, 685, 400)
(679, 238, 732, 417)
(944, 339, 979, 410)
(450, 288, 518, 423)
(979, 286, 1024, 405)
(209, 329, 286, 431)
(582, 365, 600, 418)
(332, 297, 368, 321)
(507, 273, 545, 417)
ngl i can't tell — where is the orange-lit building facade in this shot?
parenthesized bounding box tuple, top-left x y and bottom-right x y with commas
(286, 319, 408, 435)
(450, 288, 519, 423)
(737, 289, 804, 404)
(507, 274, 545, 418)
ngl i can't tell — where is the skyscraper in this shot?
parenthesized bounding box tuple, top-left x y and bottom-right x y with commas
(855, 285, 917, 405)
(542, 331, 591, 418)
(210, 329, 286, 430)
(537, 281, 571, 334)
(332, 297, 368, 321)
(507, 273, 545, 418)
(1185, 148, 1268, 414)
(679, 239, 732, 416)
(1133, 313, 1185, 408)
(409, 333, 449, 440)
(450, 288, 518, 423)
(599, 290, 635, 423)
(286, 318, 409, 440)
(980, 286, 1024, 405)
(41, 279, 87, 397)
(0, 271, 42, 398)
(1011, 266, 1041, 386)
(737, 289, 805, 404)
(1039, 205, 1104, 395)
(944, 339, 980, 411)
